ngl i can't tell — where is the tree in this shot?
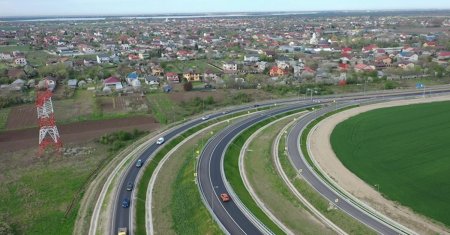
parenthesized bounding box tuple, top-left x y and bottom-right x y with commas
(0, 221, 13, 235)
(183, 81, 193, 91)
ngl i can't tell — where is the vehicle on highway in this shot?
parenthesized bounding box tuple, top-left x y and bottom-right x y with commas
(201, 115, 210, 120)
(126, 182, 133, 191)
(220, 193, 230, 202)
(156, 137, 165, 145)
(121, 198, 130, 208)
(118, 227, 127, 235)
(136, 159, 143, 168)
(253, 104, 260, 107)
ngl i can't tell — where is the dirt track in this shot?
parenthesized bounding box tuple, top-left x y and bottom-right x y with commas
(0, 116, 160, 153)
(309, 96, 450, 234)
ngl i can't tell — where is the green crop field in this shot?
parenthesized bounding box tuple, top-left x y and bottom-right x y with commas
(331, 101, 450, 226)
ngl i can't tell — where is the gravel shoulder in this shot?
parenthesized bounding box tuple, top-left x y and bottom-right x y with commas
(309, 95, 450, 235)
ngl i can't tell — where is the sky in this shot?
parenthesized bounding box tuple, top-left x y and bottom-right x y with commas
(1, 0, 450, 17)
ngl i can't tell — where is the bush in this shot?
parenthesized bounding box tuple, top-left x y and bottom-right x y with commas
(183, 82, 193, 91)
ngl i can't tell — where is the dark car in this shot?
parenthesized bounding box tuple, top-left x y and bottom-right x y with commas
(253, 104, 260, 107)
(122, 198, 130, 208)
(136, 159, 143, 168)
(126, 182, 133, 191)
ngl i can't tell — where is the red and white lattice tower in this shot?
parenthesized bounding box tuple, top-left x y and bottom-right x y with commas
(36, 79, 62, 156)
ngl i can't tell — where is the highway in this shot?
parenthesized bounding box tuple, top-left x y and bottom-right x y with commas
(287, 103, 405, 234)
(197, 88, 450, 235)
(197, 103, 316, 234)
(111, 85, 450, 235)
(111, 102, 296, 234)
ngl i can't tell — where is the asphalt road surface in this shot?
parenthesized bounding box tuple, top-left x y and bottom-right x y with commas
(197, 103, 315, 234)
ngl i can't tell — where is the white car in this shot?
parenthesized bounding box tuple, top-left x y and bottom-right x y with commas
(201, 115, 210, 120)
(156, 137, 165, 145)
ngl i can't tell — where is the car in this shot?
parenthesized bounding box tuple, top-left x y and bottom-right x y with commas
(201, 115, 210, 120)
(136, 159, 143, 168)
(220, 193, 230, 202)
(222, 110, 229, 114)
(126, 182, 133, 191)
(118, 227, 127, 235)
(253, 104, 260, 107)
(122, 198, 130, 208)
(156, 137, 165, 145)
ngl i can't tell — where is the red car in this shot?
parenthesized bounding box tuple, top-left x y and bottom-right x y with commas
(220, 193, 230, 202)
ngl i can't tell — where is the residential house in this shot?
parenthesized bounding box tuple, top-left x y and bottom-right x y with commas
(269, 66, 289, 77)
(398, 62, 415, 70)
(423, 41, 436, 48)
(121, 44, 130, 51)
(183, 69, 201, 82)
(362, 44, 378, 53)
(354, 64, 375, 72)
(203, 70, 219, 82)
(82, 47, 95, 54)
(144, 75, 160, 85)
(244, 54, 260, 63)
(166, 72, 179, 83)
(176, 50, 194, 60)
(437, 52, 450, 61)
(9, 78, 25, 91)
(256, 61, 267, 72)
(128, 54, 140, 61)
(14, 57, 27, 66)
(97, 54, 110, 64)
(223, 62, 238, 72)
(151, 66, 164, 76)
(103, 76, 123, 90)
(301, 67, 316, 78)
(0, 53, 12, 60)
(67, 79, 78, 89)
(126, 72, 139, 85)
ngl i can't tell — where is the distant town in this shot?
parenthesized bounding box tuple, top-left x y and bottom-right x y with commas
(1, 10, 450, 106)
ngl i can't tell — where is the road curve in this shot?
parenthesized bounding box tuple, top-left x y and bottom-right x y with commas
(197, 103, 316, 234)
(111, 86, 450, 235)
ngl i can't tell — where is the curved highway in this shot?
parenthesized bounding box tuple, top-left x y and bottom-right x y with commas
(197, 103, 316, 234)
(287, 103, 404, 234)
(111, 86, 450, 235)
(198, 88, 450, 235)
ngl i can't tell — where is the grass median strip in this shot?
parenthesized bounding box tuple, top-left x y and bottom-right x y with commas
(224, 109, 303, 235)
(279, 105, 376, 235)
(245, 114, 335, 234)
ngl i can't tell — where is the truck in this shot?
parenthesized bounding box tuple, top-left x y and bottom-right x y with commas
(118, 227, 127, 235)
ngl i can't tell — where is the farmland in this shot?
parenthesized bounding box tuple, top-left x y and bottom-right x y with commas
(331, 101, 450, 226)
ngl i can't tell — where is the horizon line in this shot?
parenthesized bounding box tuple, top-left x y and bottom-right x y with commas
(1, 9, 450, 18)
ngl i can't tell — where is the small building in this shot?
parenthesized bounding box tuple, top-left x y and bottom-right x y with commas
(103, 76, 123, 90)
(144, 75, 160, 85)
(126, 72, 139, 85)
(67, 79, 78, 89)
(223, 62, 238, 71)
(183, 69, 201, 82)
(9, 78, 25, 91)
(166, 72, 179, 83)
(96, 54, 110, 64)
(14, 57, 27, 66)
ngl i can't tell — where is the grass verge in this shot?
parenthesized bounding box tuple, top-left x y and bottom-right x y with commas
(0, 107, 10, 130)
(281, 105, 376, 234)
(169, 127, 224, 234)
(223, 109, 305, 235)
(245, 114, 335, 234)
